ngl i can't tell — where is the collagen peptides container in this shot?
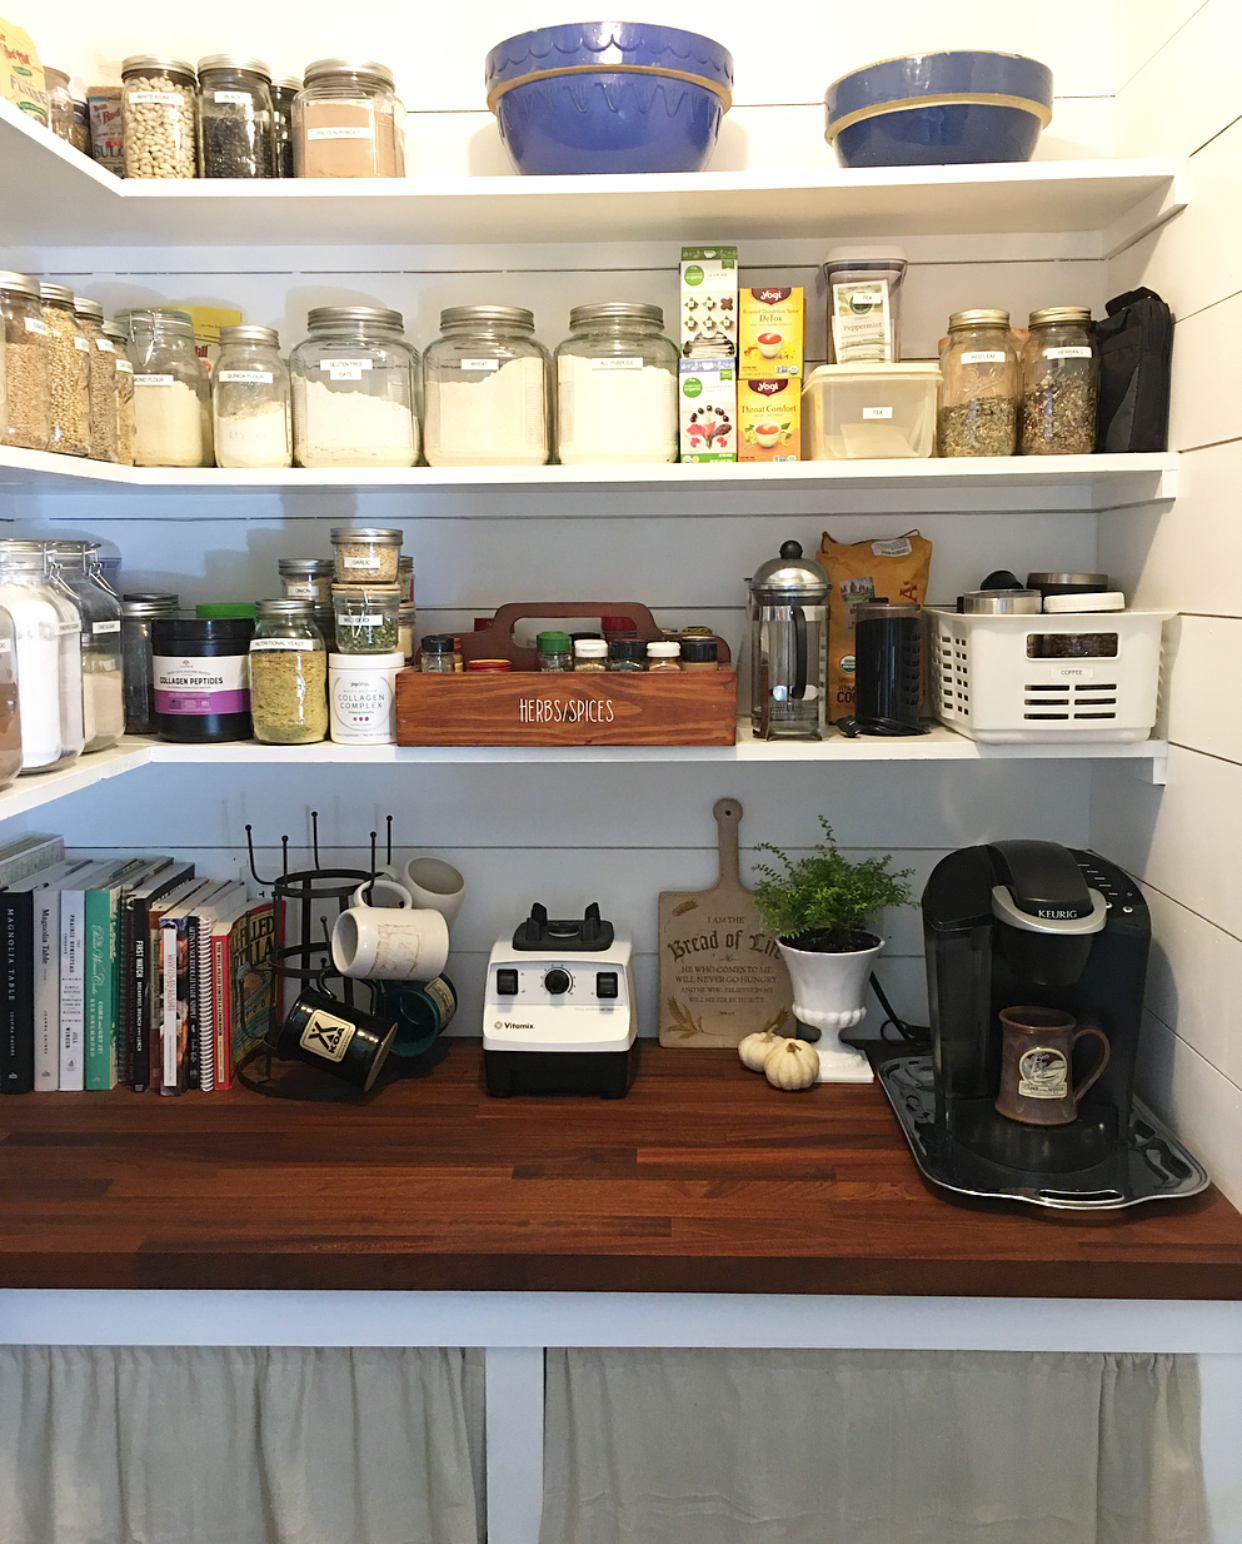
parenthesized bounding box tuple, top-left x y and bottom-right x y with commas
(151, 615, 255, 742)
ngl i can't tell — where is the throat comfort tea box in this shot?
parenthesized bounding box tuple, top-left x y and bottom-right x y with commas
(738, 378, 801, 462)
(679, 359, 736, 462)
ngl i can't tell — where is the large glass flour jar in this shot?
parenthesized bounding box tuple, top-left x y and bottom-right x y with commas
(131, 308, 210, 468)
(0, 541, 68, 772)
(423, 306, 550, 468)
(0, 271, 51, 453)
(291, 306, 419, 468)
(214, 324, 291, 468)
(47, 540, 124, 752)
(1020, 306, 1099, 456)
(555, 303, 677, 465)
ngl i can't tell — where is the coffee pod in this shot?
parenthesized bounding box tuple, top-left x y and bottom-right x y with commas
(402, 854, 467, 928)
(331, 904, 450, 982)
(351, 871, 414, 910)
(278, 986, 397, 1093)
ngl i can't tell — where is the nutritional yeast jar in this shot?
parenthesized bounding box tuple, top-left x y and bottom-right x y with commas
(250, 598, 327, 745)
(213, 324, 291, 468)
(151, 615, 255, 742)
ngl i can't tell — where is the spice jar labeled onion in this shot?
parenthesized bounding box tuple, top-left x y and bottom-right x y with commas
(39, 283, 91, 457)
(938, 308, 1019, 458)
(278, 556, 335, 605)
(1021, 307, 1099, 457)
(122, 55, 197, 179)
(250, 599, 328, 745)
(331, 526, 402, 583)
(332, 583, 402, 653)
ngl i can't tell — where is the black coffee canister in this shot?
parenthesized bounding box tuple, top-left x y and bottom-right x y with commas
(151, 616, 255, 743)
(852, 602, 924, 736)
(278, 986, 397, 1092)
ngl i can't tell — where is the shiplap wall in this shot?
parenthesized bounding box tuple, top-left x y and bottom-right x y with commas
(1094, 0, 1242, 1211)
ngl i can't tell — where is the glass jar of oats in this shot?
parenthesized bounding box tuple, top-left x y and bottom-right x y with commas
(39, 283, 92, 457)
(0, 272, 51, 453)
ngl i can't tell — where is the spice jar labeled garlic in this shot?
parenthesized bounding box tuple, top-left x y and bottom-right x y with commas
(250, 598, 328, 745)
(122, 56, 198, 179)
(39, 284, 91, 457)
(0, 271, 51, 453)
(938, 308, 1019, 458)
(74, 297, 120, 464)
(1021, 307, 1099, 456)
(294, 59, 404, 178)
(331, 526, 402, 584)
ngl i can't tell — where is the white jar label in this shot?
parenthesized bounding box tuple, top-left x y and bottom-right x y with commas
(251, 638, 312, 652)
(1045, 346, 1093, 359)
(94, 338, 116, 353)
(960, 350, 1008, 364)
(307, 125, 372, 140)
(153, 654, 250, 716)
(862, 406, 893, 419)
(0, 639, 10, 654)
(343, 555, 381, 569)
(461, 358, 500, 372)
(349, 614, 384, 627)
(218, 369, 274, 384)
(24, 316, 49, 335)
(135, 374, 175, 387)
(591, 357, 643, 371)
(213, 90, 253, 104)
(115, 360, 134, 374)
(323, 358, 373, 382)
(92, 619, 122, 635)
(73, 335, 92, 352)
(129, 90, 184, 106)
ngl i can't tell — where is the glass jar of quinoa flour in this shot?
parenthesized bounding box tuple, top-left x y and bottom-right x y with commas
(423, 306, 550, 467)
(290, 306, 419, 468)
(555, 303, 678, 464)
(213, 324, 291, 468)
(131, 309, 210, 468)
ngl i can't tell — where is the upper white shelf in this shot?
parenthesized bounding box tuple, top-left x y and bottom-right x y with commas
(0, 445, 1177, 513)
(0, 99, 1182, 251)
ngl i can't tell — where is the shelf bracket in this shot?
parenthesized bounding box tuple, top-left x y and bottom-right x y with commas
(1132, 747, 1169, 786)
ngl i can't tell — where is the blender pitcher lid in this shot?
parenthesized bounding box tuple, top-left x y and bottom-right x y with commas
(749, 540, 829, 602)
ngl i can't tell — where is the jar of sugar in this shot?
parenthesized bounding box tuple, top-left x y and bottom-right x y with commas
(290, 305, 419, 468)
(555, 303, 678, 465)
(422, 305, 550, 468)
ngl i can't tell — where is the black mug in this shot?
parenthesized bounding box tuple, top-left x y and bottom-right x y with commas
(278, 985, 397, 1093)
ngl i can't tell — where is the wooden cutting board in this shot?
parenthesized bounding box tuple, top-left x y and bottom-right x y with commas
(658, 798, 793, 1047)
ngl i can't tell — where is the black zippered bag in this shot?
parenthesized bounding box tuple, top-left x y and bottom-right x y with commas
(1095, 287, 1174, 452)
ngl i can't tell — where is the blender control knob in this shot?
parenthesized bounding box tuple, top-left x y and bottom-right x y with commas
(544, 968, 571, 995)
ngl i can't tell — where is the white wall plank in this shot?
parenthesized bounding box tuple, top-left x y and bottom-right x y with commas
(1167, 291, 1242, 453)
(1164, 615, 1242, 763)
(1116, 0, 1210, 90)
(1135, 1010, 1242, 1211)
(1114, 0, 1242, 157)
(1143, 885, 1242, 1086)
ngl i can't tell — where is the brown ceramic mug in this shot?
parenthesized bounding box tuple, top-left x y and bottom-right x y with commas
(995, 1006, 1110, 1127)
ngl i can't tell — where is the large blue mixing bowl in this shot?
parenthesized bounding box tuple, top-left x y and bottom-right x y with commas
(486, 21, 734, 175)
(825, 50, 1054, 168)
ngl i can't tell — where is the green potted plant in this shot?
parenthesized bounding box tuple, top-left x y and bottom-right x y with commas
(752, 820, 913, 1083)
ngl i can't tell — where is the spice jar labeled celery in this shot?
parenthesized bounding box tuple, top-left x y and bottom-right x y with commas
(122, 55, 197, 179)
(197, 55, 275, 179)
(213, 324, 291, 467)
(131, 309, 210, 467)
(555, 303, 678, 465)
(332, 583, 402, 653)
(73, 297, 121, 464)
(0, 271, 51, 452)
(423, 306, 550, 467)
(39, 284, 91, 457)
(291, 306, 419, 468)
(938, 309, 1019, 458)
(250, 599, 328, 744)
(1021, 307, 1099, 456)
(103, 321, 136, 466)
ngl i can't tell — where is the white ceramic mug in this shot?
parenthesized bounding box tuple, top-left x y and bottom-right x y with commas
(402, 855, 466, 929)
(331, 905, 450, 982)
(350, 871, 413, 911)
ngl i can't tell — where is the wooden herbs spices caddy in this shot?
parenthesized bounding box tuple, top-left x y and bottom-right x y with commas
(396, 602, 736, 746)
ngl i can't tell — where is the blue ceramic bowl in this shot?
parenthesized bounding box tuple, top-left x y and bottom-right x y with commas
(486, 22, 733, 175)
(824, 50, 1053, 168)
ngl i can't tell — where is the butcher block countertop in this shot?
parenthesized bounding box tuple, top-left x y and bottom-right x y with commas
(1, 1043, 1240, 1297)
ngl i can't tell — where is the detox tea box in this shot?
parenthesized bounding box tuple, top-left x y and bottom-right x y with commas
(738, 377, 801, 462)
(680, 245, 738, 357)
(679, 359, 736, 462)
(739, 287, 805, 379)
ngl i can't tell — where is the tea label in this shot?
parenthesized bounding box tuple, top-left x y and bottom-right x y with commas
(1045, 346, 1093, 359)
(1018, 1047, 1069, 1100)
(862, 406, 893, 420)
(300, 1009, 356, 1063)
(831, 281, 893, 364)
(961, 350, 1008, 364)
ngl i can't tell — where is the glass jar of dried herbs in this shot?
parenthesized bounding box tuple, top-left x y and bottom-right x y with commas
(1020, 307, 1099, 456)
(331, 583, 402, 654)
(250, 598, 328, 744)
(938, 309, 1019, 457)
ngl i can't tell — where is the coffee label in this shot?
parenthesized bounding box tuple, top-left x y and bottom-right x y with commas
(153, 654, 250, 716)
(960, 350, 1008, 364)
(1045, 346, 1093, 360)
(306, 125, 372, 140)
(461, 358, 499, 372)
(218, 369, 273, 384)
(1018, 1047, 1069, 1100)
(872, 537, 912, 556)
(300, 1008, 356, 1063)
(128, 90, 184, 106)
(862, 406, 893, 419)
(135, 374, 175, 387)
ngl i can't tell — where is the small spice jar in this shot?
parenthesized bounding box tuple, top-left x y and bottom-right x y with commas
(332, 583, 402, 653)
(131, 308, 210, 468)
(608, 639, 645, 672)
(294, 59, 405, 178)
(73, 297, 120, 465)
(48, 540, 124, 753)
(197, 55, 276, 179)
(398, 554, 414, 602)
(398, 601, 417, 662)
(272, 75, 300, 177)
(122, 55, 198, 179)
(1021, 307, 1099, 457)
(121, 593, 178, 734)
(573, 639, 608, 671)
(291, 307, 420, 468)
(151, 615, 254, 743)
(537, 631, 573, 672)
(250, 598, 328, 745)
(601, 614, 638, 645)
(555, 303, 679, 465)
(278, 557, 335, 605)
(103, 322, 136, 465)
(938, 309, 1020, 458)
(0, 603, 21, 790)
(680, 638, 719, 671)
(39, 283, 92, 458)
(423, 306, 551, 468)
(331, 526, 402, 584)
(646, 640, 681, 672)
(45, 67, 75, 145)
(0, 271, 51, 452)
(213, 324, 291, 468)
(419, 634, 456, 673)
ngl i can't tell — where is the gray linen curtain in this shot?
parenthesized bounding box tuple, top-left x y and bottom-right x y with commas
(0, 1345, 485, 1544)
(541, 1348, 1207, 1544)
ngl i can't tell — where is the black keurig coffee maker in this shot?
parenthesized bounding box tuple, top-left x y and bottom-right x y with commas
(876, 839, 1208, 1210)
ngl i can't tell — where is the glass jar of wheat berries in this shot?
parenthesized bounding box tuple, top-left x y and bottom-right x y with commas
(249, 598, 328, 744)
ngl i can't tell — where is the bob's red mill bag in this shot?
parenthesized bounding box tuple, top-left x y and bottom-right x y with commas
(818, 530, 933, 721)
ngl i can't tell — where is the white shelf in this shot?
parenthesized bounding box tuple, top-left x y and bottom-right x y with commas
(0, 445, 1178, 513)
(0, 99, 1183, 251)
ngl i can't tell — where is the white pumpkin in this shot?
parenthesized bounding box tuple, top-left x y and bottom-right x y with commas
(738, 1029, 786, 1072)
(763, 1037, 819, 1091)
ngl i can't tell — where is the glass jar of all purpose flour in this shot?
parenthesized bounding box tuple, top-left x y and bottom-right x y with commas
(555, 303, 678, 464)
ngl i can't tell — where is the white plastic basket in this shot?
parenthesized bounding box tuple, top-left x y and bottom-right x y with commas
(927, 606, 1173, 744)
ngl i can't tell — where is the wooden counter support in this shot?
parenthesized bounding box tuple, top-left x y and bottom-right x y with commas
(1, 1044, 1240, 1297)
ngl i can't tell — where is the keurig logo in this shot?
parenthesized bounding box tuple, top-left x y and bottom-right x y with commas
(301, 1009, 357, 1064)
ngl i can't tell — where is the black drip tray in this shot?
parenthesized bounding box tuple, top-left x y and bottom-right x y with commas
(878, 1055, 1210, 1211)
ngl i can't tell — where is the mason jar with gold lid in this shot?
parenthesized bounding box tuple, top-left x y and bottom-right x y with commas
(1020, 306, 1098, 456)
(938, 308, 1019, 458)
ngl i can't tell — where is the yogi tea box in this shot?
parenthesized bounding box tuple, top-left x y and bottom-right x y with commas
(739, 287, 805, 379)
(680, 245, 738, 357)
(738, 377, 801, 462)
(679, 359, 736, 462)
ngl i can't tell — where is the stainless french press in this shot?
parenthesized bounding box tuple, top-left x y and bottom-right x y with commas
(746, 540, 830, 741)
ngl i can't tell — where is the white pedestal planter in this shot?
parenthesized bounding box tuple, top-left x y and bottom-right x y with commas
(776, 936, 883, 1083)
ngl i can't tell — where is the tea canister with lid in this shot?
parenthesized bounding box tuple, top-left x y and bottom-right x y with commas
(131, 308, 210, 468)
(197, 54, 275, 178)
(423, 306, 550, 468)
(1021, 306, 1099, 456)
(122, 55, 197, 179)
(151, 615, 255, 743)
(938, 308, 1019, 458)
(48, 540, 124, 753)
(555, 303, 678, 464)
(121, 592, 178, 734)
(250, 599, 328, 745)
(0, 272, 51, 453)
(213, 324, 291, 468)
(747, 539, 830, 741)
(39, 283, 91, 458)
(290, 306, 419, 468)
(74, 297, 121, 465)
(294, 59, 405, 178)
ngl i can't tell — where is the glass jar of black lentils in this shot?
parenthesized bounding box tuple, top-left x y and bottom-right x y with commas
(197, 54, 276, 178)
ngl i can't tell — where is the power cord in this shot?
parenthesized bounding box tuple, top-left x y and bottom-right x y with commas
(841, 971, 932, 1050)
